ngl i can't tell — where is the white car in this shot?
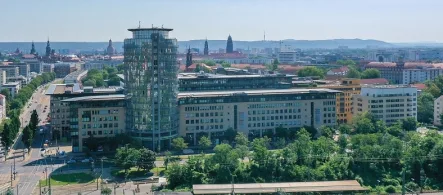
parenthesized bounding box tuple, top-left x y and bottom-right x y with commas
(81, 158, 94, 163)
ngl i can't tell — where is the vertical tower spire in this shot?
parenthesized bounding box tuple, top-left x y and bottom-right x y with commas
(204, 38, 209, 55)
(226, 35, 233, 53)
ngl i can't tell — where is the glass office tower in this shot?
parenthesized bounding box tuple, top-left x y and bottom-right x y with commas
(123, 27, 178, 151)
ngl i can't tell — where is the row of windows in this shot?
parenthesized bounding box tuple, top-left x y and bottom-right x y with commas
(185, 118, 224, 124)
(81, 123, 119, 129)
(248, 103, 303, 109)
(248, 109, 302, 115)
(185, 112, 224, 118)
(82, 129, 116, 136)
(89, 109, 120, 115)
(81, 116, 119, 122)
(248, 121, 303, 128)
(184, 106, 224, 111)
(249, 115, 302, 121)
(323, 101, 335, 106)
(186, 125, 225, 131)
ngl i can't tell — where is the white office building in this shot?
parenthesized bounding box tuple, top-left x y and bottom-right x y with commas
(353, 85, 417, 124)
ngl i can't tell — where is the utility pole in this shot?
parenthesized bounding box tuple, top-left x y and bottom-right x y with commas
(101, 158, 104, 177)
(48, 173, 51, 195)
(16, 183, 19, 195)
(39, 181, 42, 195)
(10, 165, 12, 187)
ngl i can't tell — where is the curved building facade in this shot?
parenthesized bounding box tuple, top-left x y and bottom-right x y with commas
(123, 27, 179, 151)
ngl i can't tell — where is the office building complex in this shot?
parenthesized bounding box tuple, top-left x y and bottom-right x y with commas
(178, 89, 339, 145)
(63, 94, 125, 152)
(46, 84, 123, 145)
(178, 73, 293, 92)
(124, 27, 179, 151)
(353, 85, 417, 125)
(0, 66, 19, 78)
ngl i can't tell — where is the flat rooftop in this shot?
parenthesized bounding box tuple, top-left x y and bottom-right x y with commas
(128, 27, 173, 32)
(178, 73, 295, 79)
(178, 88, 340, 98)
(193, 180, 366, 194)
(45, 84, 81, 95)
(361, 84, 416, 89)
(62, 94, 125, 102)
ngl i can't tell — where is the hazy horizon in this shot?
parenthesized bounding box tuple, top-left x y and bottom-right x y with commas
(1, 0, 442, 42)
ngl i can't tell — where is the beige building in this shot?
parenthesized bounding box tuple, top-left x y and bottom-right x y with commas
(353, 85, 417, 125)
(46, 84, 124, 143)
(62, 95, 125, 152)
(178, 88, 339, 145)
(434, 95, 443, 126)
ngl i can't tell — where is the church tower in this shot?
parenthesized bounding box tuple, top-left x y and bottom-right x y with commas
(204, 39, 209, 55)
(226, 35, 233, 53)
(107, 39, 116, 56)
(30, 41, 36, 55)
(186, 46, 193, 69)
(45, 39, 51, 57)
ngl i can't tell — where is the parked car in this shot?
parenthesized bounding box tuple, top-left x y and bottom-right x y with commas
(81, 157, 94, 163)
(67, 158, 76, 164)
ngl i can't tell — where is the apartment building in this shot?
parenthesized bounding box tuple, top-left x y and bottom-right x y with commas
(353, 85, 417, 125)
(0, 66, 19, 78)
(178, 88, 339, 145)
(62, 94, 125, 152)
(9, 63, 30, 78)
(434, 95, 443, 126)
(403, 68, 443, 84)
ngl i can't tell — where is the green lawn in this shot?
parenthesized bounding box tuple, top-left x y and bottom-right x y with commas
(111, 166, 165, 178)
(40, 173, 95, 187)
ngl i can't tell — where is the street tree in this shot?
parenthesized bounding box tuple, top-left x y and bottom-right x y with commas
(417, 92, 434, 123)
(101, 187, 112, 195)
(224, 128, 237, 144)
(346, 68, 361, 78)
(172, 137, 188, 153)
(115, 147, 140, 175)
(30, 109, 39, 133)
(198, 136, 211, 152)
(234, 132, 249, 146)
(137, 148, 156, 171)
(297, 67, 324, 78)
(402, 117, 418, 131)
(21, 125, 33, 149)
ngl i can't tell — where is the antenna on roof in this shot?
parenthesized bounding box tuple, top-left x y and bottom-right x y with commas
(162, 24, 164, 28)
(138, 21, 141, 28)
(152, 24, 154, 28)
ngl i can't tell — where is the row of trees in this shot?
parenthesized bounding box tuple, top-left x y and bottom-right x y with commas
(83, 66, 120, 87)
(1, 72, 55, 148)
(21, 110, 39, 149)
(165, 113, 439, 193)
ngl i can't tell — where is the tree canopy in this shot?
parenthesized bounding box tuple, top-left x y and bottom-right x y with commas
(361, 68, 381, 79)
(297, 67, 325, 78)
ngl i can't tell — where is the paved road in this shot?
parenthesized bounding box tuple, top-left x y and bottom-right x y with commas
(0, 80, 60, 195)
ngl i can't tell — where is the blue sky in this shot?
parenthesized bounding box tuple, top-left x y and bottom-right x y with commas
(1, 0, 442, 42)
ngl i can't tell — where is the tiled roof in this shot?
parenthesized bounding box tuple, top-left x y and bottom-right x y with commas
(412, 83, 427, 90)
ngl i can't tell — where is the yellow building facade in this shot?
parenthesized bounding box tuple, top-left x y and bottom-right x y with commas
(325, 79, 361, 124)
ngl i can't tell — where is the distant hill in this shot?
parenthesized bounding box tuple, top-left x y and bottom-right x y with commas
(0, 39, 402, 53)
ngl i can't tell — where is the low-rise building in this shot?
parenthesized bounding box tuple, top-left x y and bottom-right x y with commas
(353, 85, 417, 125)
(62, 94, 126, 152)
(1, 82, 21, 97)
(178, 88, 339, 145)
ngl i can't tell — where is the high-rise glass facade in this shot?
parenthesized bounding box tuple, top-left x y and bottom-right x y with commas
(123, 27, 179, 151)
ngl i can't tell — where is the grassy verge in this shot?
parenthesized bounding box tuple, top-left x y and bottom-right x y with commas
(40, 173, 94, 187)
(111, 166, 165, 178)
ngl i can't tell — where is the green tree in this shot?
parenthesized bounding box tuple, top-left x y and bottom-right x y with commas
(224, 128, 237, 144)
(361, 68, 381, 79)
(30, 110, 39, 132)
(0, 89, 11, 101)
(297, 67, 324, 78)
(1, 123, 12, 147)
(424, 83, 441, 98)
(137, 148, 156, 171)
(115, 147, 140, 175)
(402, 117, 418, 131)
(346, 67, 361, 78)
(417, 92, 434, 123)
(172, 137, 188, 153)
(101, 187, 112, 195)
(338, 124, 352, 134)
(234, 132, 249, 146)
(83, 79, 97, 87)
(221, 62, 231, 68)
(198, 136, 211, 151)
(319, 125, 334, 139)
(107, 76, 121, 86)
(21, 125, 33, 149)
(352, 112, 376, 134)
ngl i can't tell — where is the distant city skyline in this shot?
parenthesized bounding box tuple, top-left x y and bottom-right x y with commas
(1, 0, 442, 42)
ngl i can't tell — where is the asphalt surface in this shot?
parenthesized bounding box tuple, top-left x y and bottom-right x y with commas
(0, 80, 60, 195)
